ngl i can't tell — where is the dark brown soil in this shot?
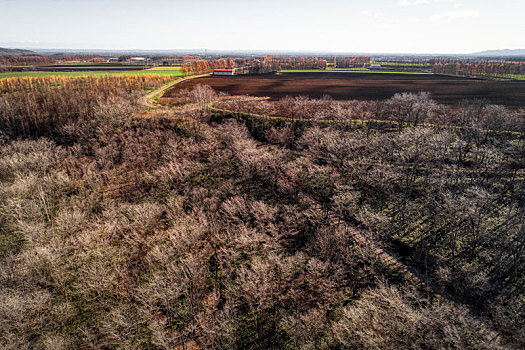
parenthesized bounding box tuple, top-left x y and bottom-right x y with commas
(165, 72, 525, 107)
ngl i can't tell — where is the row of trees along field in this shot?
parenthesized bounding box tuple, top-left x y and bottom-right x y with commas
(181, 58, 236, 76)
(1, 78, 518, 348)
(334, 56, 371, 68)
(181, 60, 214, 76)
(0, 54, 106, 66)
(432, 59, 525, 79)
(180, 57, 280, 76)
(233, 56, 281, 74)
(212, 92, 525, 132)
(271, 56, 328, 69)
(181, 55, 335, 76)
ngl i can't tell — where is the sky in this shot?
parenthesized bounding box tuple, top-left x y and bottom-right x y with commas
(0, 0, 524, 54)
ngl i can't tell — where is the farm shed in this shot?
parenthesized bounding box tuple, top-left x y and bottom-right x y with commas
(214, 69, 235, 76)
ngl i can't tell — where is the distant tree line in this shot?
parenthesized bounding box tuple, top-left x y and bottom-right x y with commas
(272, 56, 328, 70)
(432, 59, 525, 79)
(334, 56, 370, 68)
(181, 57, 279, 76)
(0, 54, 106, 66)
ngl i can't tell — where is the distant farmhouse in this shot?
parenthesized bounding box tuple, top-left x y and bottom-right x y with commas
(213, 68, 245, 76)
(129, 57, 149, 65)
(213, 68, 235, 76)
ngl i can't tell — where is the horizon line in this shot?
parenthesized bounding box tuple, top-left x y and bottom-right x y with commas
(4, 46, 525, 56)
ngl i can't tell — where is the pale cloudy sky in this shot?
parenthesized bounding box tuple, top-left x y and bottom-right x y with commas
(0, 0, 523, 53)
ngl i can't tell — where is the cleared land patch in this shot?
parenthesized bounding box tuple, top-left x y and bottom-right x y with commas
(165, 72, 525, 107)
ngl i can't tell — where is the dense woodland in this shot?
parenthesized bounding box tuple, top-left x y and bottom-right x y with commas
(210, 92, 525, 347)
(1, 75, 524, 349)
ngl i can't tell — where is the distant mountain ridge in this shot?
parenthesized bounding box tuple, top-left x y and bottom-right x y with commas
(472, 49, 525, 56)
(3, 46, 525, 58)
(0, 47, 39, 56)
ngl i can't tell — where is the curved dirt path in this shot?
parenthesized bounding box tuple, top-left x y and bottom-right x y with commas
(141, 73, 211, 108)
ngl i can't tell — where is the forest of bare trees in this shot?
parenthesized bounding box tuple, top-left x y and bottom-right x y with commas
(334, 56, 370, 68)
(432, 59, 525, 79)
(0, 54, 106, 66)
(1, 76, 524, 349)
(208, 90, 525, 348)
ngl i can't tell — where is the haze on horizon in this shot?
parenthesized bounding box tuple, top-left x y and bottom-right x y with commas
(1, 0, 524, 54)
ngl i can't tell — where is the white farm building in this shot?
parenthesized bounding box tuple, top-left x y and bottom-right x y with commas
(213, 69, 235, 76)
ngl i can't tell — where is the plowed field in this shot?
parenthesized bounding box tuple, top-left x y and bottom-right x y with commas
(164, 72, 525, 106)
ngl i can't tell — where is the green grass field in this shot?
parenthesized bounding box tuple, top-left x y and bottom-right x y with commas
(487, 73, 525, 80)
(0, 69, 183, 79)
(280, 69, 433, 75)
(146, 66, 181, 71)
(329, 68, 371, 71)
(40, 65, 142, 70)
(371, 61, 429, 67)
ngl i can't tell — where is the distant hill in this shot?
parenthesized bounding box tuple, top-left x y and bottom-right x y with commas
(472, 49, 525, 57)
(0, 47, 39, 56)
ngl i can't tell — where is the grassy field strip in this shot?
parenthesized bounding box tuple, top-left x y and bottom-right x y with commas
(208, 100, 524, 136)
(371, 61, 429, 67)
(0, 69, 183, 79)
(280, 69, 433, 75)
(328, 68, 372, 71)
(432, 72, 525, 81)
(146, 66, 181, 71)
(483, 73, 525, 80)
(39, 66, 143, 70)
